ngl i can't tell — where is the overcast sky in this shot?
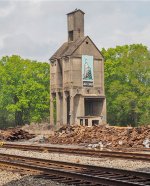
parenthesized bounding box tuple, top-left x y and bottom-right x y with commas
(0, 0, 150, 62)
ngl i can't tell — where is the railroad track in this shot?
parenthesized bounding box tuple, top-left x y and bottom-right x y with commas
(1, 143, 150, 162)
(0, 153, 150, 186)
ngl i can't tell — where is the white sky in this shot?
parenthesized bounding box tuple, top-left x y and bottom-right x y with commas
(0, 0, 150, 62)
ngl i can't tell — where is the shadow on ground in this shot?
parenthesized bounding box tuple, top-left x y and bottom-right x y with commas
(3, 175, 62, 186)
(135, 166, 150, 173)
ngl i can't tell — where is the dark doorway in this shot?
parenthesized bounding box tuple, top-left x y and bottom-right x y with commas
(84, 98, 102, 116)
(92, 120, 99, 126)
(67, 96, 70, 125)
(80, 119, 83, 126)
(85, 119, 88, 126)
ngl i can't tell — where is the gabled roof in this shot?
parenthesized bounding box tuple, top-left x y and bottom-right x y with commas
(50, 36, 86, 60)
(62, 36, 87, 57)
(67, 9, 85, 15)
(50, 36, 103, 61)
(50, 42, 69, 60)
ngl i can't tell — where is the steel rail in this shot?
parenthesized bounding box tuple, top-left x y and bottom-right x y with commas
(1, 143, 150, 162)
(0, 153, 150, 186)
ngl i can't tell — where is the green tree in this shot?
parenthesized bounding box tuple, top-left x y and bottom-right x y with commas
(0, 55, 50, 127)
(102, 44, 150, 126)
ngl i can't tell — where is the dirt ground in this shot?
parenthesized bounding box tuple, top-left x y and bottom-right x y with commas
(22, 123, 54, 136)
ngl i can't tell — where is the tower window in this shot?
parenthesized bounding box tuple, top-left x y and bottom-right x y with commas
(69, 31, 73, 41)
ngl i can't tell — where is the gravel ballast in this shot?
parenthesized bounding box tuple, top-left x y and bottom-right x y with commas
(0, 147, 150, 185)
(0, 148, 150, 171)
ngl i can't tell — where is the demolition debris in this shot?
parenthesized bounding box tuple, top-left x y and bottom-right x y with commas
(48, 125, 150, 148)
(0, 128, 35, 141)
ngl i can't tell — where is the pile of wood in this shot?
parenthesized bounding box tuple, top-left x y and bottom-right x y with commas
(48, 125, 150, 148)
(0, 127, 35, 141)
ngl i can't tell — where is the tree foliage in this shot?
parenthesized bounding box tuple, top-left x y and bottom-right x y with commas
(102, 44, 150, 126)
(0, 55, 50, 127)
(0, 44, 149, 128)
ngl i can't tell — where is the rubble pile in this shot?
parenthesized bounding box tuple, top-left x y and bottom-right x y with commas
(48, 125, 150, 148)
(0, 128, 35, 141)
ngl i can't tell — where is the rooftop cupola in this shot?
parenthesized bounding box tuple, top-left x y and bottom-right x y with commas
(67, 9, 85, 42)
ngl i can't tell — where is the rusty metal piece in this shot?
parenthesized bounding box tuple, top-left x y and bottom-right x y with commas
(2, 143, 150, 162)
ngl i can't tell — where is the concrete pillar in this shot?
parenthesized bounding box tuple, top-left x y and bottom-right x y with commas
(56, 92, 61, 126)
(101, 59, 105, 94)
(50, 94, 54, 125)
(101, 98, 107, 123)
(70, 95, 74, 125)
(60, 93, 63, 125)
(63, 92, 67, 125)
(79, 96, 85, 117)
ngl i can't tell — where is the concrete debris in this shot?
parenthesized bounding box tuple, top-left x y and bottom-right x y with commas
(88, 141, 104, 149)
(99, 141, 104, 149)
(118, 140, 123, 145)
(143, 138, 150, 148)
(0, 128, 35, 141)
(28, 135, 46, 143)
(48, 125, 150, 148)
